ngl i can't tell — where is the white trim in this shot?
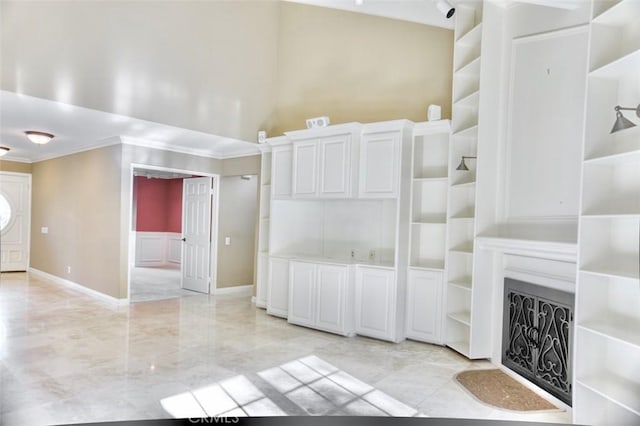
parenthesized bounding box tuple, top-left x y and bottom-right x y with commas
(213, 284, 254, 296)
(29, 267, 128, 305)
(251, 296, 256, 304)
(504, 267, 575, 294)
(476, 236, 578, 263)
(0, 156, 33, 164)
(122, 136, 259, 160)
(0, 171, 31, 272)
(29, 136, 122, 163)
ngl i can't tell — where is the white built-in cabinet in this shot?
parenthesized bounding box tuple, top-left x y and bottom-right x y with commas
(573, 1, 640, 424)
(271, 144, 292, 199)
(406, 269, 443, 343)
(354, 265, 398, 342)
(267, 256, 289, 318)
(359, 129, 401, 198)
(289, 260, 354, 336)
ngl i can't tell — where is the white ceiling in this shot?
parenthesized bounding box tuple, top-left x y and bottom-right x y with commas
(0, 91, 259, 162)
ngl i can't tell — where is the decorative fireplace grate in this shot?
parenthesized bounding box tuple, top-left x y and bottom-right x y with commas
(502, 278, 574, 406)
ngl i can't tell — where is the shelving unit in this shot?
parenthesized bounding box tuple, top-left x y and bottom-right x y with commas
(445, 2, 484, 359)
(408, 121, 451, 272)
(255, 147, 273, 308)
(574, 1, 640, 424)
(405, 120, 450, 345)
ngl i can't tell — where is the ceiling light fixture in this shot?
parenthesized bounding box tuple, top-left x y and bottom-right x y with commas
(436, 0, 455, 19)
(610, 104, 639, 134)
(25, 131, 55, 145)
(456, 156, 477, 171)
(0, 146, 10, 157)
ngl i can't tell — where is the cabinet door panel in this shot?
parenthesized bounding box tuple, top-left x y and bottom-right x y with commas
(359, 132, 400, 198)
(255, 253, 269, 309)
(316, 264, 348, 333)
(288, 262, 316, 327)
(355, 267, 396, 341)
(319, 136, 350, 197)
(272, 147, 292, 198)
(406, 269, 442, 343)
(267, 258, 289, 318)
(292, 142, 317, 197)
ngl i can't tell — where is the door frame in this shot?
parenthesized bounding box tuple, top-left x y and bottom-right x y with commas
(127, 163, 220, 301)
(0, 171, 32, 272)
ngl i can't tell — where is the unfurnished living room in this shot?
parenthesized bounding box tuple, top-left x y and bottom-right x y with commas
(0, 1, 638, 425)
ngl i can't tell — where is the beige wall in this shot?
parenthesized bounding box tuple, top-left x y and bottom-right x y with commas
(270, 2, 454, 135)
(216, 175, 258, 288)
(221, 155, 260, 176)
(0, 160, 32, 174)
(30, 145, 122, 298)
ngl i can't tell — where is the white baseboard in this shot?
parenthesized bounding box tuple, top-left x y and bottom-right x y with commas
(251, 296, 256, 304)
(213, 284, 254, 296)
(28, 267, 128, 306)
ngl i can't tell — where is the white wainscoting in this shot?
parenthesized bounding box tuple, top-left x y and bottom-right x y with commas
(135, 232, 182, 267)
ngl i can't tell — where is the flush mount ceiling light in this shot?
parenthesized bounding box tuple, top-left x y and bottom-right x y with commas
(436, 0, 455, 19)
(25, 131, 55, 145)
(0, 146, 10, 157)
(610, 104, 640, 134)
(456, 156, 477, 171)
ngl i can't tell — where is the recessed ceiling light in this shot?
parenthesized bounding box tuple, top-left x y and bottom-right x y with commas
(25, 131, 55, 145)
(0, 146, 10, 157)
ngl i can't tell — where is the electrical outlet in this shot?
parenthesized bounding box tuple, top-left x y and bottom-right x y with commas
(224, 237, 231, 246)
(67, 266, 71, 274)
(369, 250, 376, 262)
(351, 249, 355, 259)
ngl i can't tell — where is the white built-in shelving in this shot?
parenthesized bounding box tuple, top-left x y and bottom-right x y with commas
(255, 148, 273, 308)
(574, 1, 640, 424)
(445, 3, 484, 359)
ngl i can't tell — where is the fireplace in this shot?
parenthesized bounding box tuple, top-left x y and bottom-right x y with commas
(502, 278, 574, 405)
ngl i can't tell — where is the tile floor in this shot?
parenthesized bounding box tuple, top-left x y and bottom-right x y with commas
(0, 272, 572, 425)
(129, 266, 198, 303)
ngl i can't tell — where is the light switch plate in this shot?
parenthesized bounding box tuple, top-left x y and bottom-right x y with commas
(41, 227, 48, 234)
(225, 237, 231, 246)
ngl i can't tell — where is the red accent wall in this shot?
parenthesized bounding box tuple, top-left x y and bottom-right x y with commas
(134, 177, 183, 232)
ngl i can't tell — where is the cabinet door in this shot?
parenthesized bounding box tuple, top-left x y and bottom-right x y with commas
(359, 131, 400, 198)
(271, 147, 292, 198)
(255, 253, 269, 309)
(355, 266, 396, 341)
(318, 135, 351, 198)
(267, 257, 289, 318)
(406, 269, 442, 343)
(316, 264, 349, 334)
(288, 261, 316, 327)
(292, 141, 318, 197)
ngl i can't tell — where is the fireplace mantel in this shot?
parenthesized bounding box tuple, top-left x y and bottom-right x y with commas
(476, 235, 578, 263)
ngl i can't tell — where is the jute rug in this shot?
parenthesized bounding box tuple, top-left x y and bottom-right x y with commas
(455, 369, 557, 411)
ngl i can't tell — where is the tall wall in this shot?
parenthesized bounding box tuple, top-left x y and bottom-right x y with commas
(134, 176, 183, 233)
(0, 160, 32, 174)
(30, 144, 122, 298)
(271, 1, 454, 135)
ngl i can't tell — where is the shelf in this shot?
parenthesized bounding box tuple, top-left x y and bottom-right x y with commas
(448, 311, 471, 326)
(581, 262, 639, 281)
(449, 244, 474, 255)
(410, 259, 445, 270)
(450, 208, 475, 220)
(581, 213, 640, 219)
(412, 214, 447, 225)
(592, 0, 640, 26)
(452, 124, 478, 139)
(262, 183, 272, 187)
(579, 319, 640, 349)
(456, 22, 483, 47)
(455, 56, 481, 77)
(451, 181, 476, 188)
(409, 264, 445, 273)
(584, 148, 640, 165)
(590, 48, 640, 78)
(453, 90, 480, 109)
(413, 176, 448, 183)
(448, 279, 472, 291)
(577, 375, 640, 416)
(447, 340, 470, 357)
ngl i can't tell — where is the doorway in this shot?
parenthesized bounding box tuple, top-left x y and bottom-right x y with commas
(0, 172, 31, 272)
(128, 165, 218, 303)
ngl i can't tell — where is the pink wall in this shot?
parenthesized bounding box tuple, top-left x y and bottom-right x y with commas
(134, 177, 183, 232)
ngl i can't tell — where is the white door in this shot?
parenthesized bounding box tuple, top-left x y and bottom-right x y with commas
(359, 131, 400, 198)
(0, 173, 30, 272)
(181, 177, 213, 293)
(292, 141, 318, 197)
(316, 264, 348, 334)
(318, 135, 350, 198)
(288, 261, 316, 327)
(406, 269, 443, 343)
(267, 257, 289, 318)
(355, 266, 396, 341)
(271, 146, 292, 199)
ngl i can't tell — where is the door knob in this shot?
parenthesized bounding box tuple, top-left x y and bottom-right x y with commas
(181, 237, 186, 242)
